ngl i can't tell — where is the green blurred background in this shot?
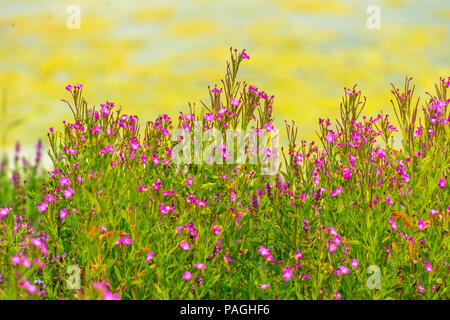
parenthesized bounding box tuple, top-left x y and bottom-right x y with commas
(0, 0, 449, 158)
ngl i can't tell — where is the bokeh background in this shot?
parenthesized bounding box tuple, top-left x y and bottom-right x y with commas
(0, 0, 449, 160)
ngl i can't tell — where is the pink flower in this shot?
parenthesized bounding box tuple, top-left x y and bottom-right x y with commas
(351, 259, 359, 269)
(282, 266, 293, 281)
(438, 178, 446, 188)
(417, 219, 428, 230)
(121, 235, 132, 245)
(376, 148, 386, 158)
(115, 235, 132, 246)
(138, 185, 148, 193)
(325, 132, 335, 143)
(59, 177, 71, 187)
(327, 243, 337, 253)
(259, 283, 270, 290)
(146, 252, 155, 262)
(241, 50, 250, 60)
(0, 206, 11, 218)
(428, 209, 438, 215)
(186, 176, 193, 186)
(212, 226, 221, 235)
(425, 263, 433, 272)
(59, 208, 68, 220)
(140, 154, 147, 164)
(330, 186, 343, 197)
(231, 99, 241, 106)
(194, 262, 206, 270)
(334, 290, 342, 300)
(37, 203, 48, 212)
(335, 266, 349, 276)
(63, 188, 74, 199)
(183, 271, 193, 281)
(224, 253, 233, 262)
(180, 240, 191, 251)
(258, 245, 272, 257)
(103, 291, 121, 300)
(418, 282, 425, 293)
(385, 196, 394, 206)
(130, 140, 140, 151)
(158, 203, 174, 215)
(19, 278, 37, 294)
(204, 113, 214, 122)
(65, 85, 73, 91)
(100, 225, 107, 232)
(12, 254, 21, 265)
(295, 250, 302, 260)
(101, 105, 111, 115)
(264, 123, 274, 132)
(21, 256, 31, 268)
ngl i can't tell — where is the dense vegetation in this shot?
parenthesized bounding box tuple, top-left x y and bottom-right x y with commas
(0, 49, 448, 299)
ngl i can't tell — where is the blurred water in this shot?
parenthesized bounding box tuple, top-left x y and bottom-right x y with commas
(0, 0, 449, 154)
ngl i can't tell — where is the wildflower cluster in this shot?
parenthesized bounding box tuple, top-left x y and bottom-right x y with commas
(0, 49, 448, 300)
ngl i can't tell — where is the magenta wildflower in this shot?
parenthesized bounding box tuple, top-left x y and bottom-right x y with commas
(335, 266, 349, 276)
(259, 283, 270, 290)
(264, 123, 274, 132)
(194, 262, 206, 270)
(231, 99, 241, 106)
(241, 50, 250, 60)
(417, 219, 428, 230)
(180, 240, 191, 251)
(19, 279, 37, 294)
(258, 245, 272, 257)
(59, 208, 68, 220)
(130, 140, 140, 151)
(330, 186, 343, 197)
(146, 251, 155, 262)
(376, 148, 386, 158)
(37, 203, 48, 212)
(224, 253, 233, 262)
(204, 113, 214, 122)
(327, 243, 337, 253)
(0, 206, 11, 218)
(63, 188, 74, 199)
(183, 271, 193, 281)
(385, 196, 394, 206)
(212, 226, 221, 235)
(282, 266, 293, 281)
(103, 291, 121, 300)
(59, 176, 71, 187)
(418, 282, 425, 293)
(438, 178, 446, 188)
(333, 290, 342, 300)
(12, 254, 21, 265)
(115, 235, 132, 246)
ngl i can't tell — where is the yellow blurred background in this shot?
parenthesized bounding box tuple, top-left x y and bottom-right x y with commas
(0, 0, 449, 155)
